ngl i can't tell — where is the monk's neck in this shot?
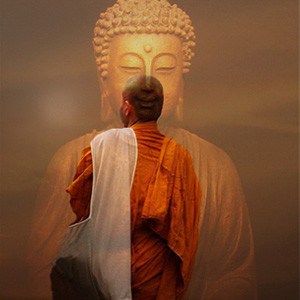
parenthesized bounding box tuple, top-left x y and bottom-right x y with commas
(130, 120, 158, 131)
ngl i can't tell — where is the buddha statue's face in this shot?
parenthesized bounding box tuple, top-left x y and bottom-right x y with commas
(99, 33, 184, 121)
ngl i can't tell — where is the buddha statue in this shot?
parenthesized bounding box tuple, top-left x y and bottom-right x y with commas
(92, 0, 195, 125)
(27, 0, 256, 299)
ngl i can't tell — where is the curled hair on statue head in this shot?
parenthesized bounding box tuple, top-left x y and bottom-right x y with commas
(93, 0, 196, 79)
(122, 75, 164, 122)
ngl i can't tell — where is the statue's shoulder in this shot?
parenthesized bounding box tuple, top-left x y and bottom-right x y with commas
(171, 128, 242, 195)
(167, 127, 233, 167)
(49, 130, 100, 166)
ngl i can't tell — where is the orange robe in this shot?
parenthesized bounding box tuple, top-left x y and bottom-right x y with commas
(66, 122, 201, 299)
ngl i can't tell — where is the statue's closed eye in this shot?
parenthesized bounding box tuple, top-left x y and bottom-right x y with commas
(154, 54, 177, 74)
(119, 53, 144, 73)
(155, 66, 176, 72)
(120, 66, 142, 73)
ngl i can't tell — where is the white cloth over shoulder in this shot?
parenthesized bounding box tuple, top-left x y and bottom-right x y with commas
(55, 128, 137, 300)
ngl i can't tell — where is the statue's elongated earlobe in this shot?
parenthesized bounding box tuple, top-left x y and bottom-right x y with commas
(100, 90, 114, 122)
(99, 75, 114, 122)
(175, 96, 184, 122)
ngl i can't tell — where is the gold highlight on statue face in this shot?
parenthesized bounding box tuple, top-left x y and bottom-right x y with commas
(103, 34, 184, 119)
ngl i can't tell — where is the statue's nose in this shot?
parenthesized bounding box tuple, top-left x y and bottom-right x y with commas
(145, 63, 153, 78)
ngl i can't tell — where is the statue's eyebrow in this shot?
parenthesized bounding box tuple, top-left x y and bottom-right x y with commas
(153, 53, 178, 60)
(119, 53, 144, 63)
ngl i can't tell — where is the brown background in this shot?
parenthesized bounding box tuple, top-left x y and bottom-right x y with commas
(1, 0, 298, 299)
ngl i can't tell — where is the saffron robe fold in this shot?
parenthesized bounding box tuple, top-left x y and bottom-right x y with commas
(27, 124, 257, 299)
(52, 123, 200, 299)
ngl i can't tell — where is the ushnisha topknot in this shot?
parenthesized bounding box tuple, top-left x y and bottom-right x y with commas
(93, 0, 196, 78)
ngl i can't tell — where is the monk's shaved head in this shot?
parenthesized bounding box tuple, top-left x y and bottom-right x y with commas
(122, 75, 164, 122)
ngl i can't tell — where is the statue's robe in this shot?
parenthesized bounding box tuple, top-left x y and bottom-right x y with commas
(27, 124, 256, 299)
(51, 121, 200, 299)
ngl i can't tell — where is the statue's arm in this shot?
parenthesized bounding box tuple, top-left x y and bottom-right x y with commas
(26, 143, 83, 298)
(199, 154, 257, 300)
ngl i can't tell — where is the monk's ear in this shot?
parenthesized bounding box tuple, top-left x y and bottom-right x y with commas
(121, 100, 128, 117)
(124, 100, 134, 116)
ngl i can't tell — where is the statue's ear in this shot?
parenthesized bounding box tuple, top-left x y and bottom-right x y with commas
(175, 78, 184, 122)
(98, 75, 114, 122)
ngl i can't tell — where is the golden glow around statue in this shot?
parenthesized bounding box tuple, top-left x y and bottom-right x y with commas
(93, 0, 196, 122)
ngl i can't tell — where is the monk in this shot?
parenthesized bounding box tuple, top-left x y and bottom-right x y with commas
(50, 75, 201, 299)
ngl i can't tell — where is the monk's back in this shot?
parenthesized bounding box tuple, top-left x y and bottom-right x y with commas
(130, 121, 172, 298)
